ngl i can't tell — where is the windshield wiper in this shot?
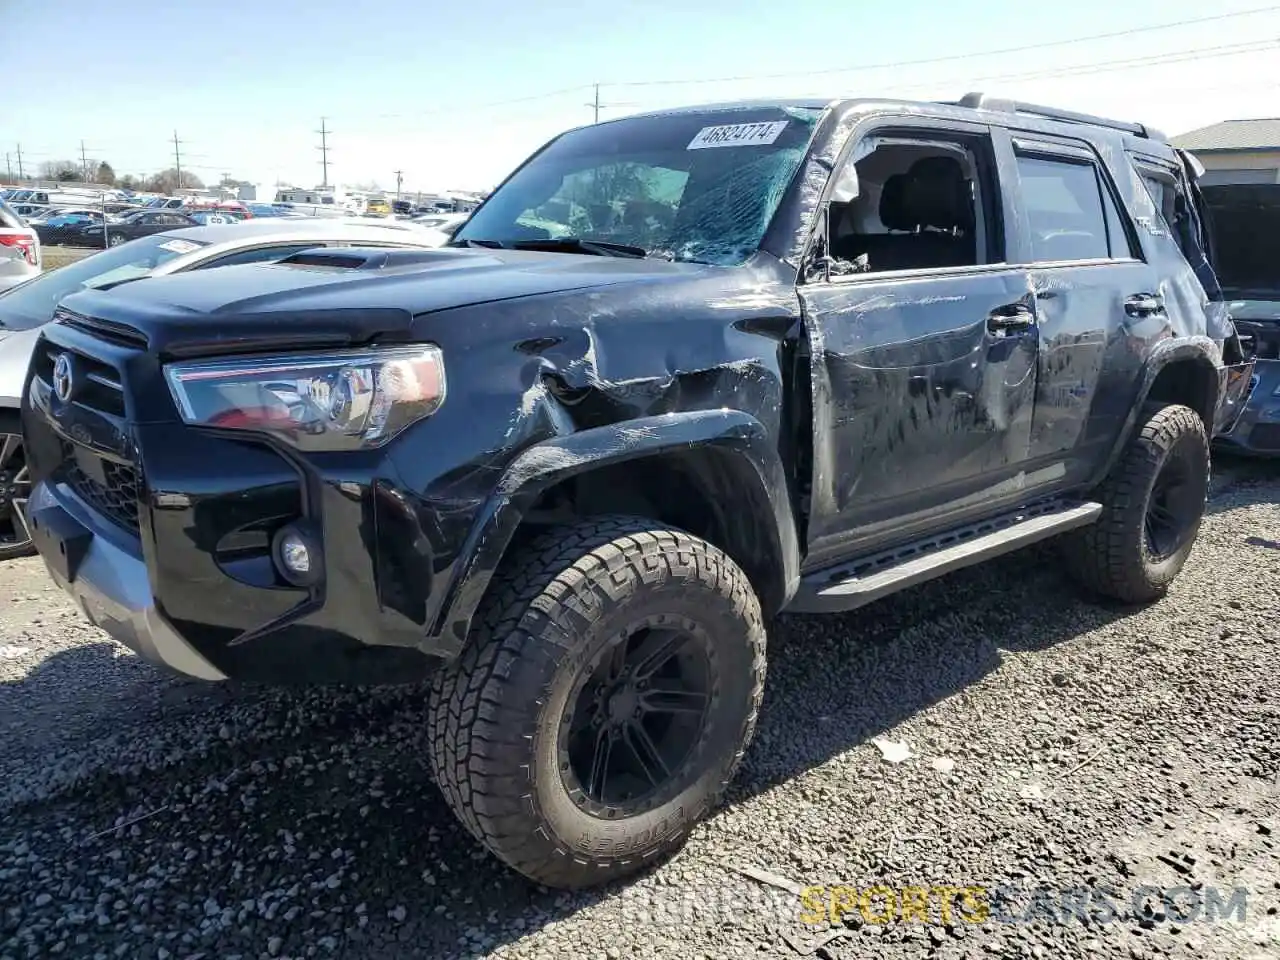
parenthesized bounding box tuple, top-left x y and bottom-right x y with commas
(510, 237, 649, 259)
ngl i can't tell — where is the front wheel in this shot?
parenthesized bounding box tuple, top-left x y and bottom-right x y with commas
(1063, 402, 1209, 603)
(428, 517, 766, 889)
(0, 413, 34, 561)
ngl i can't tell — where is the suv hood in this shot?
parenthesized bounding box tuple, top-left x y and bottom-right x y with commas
(1202, 183, 1280, 306)
(55, 247, 715, 358)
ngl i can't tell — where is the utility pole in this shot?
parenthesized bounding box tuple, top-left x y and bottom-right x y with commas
(394, 170, 403, 201)
(586, 84, 602, 124)
(15, 144, 24, 180)
(81, 140, 90, 182)
(4, 153, 11, 182)
(172, 130, 183, 189)
(316, 118, 331, 189)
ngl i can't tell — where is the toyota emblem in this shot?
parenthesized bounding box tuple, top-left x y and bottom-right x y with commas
(52, 353, 75, 403)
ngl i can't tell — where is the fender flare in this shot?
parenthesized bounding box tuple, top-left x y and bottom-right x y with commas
(426, 409, 801, 655)
(1092, 337, 1220, 487)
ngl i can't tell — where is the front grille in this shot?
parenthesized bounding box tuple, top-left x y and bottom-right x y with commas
(61, 442, 141, 534)
(1248, 423, 1280, 451)
(34, 344, 126, 417)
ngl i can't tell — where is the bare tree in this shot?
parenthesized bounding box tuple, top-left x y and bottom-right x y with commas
(38, 159, 81, 181)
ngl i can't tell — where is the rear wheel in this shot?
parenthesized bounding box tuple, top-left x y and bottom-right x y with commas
(0, 412, 34, 561)
(1063, 402, 1209, 602)
(107, 232, 126, 247)
(427, 517, 766, 889)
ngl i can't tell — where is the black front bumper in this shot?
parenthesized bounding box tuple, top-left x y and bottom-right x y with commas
(20, 319, 475, 684)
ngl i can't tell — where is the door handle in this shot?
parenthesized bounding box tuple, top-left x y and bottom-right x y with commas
(987, 303, 1036, 334)
(1125, 294, 1165, 317)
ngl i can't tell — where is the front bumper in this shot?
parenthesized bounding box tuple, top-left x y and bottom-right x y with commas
(1215, 358, 1280, 456)
(27, 480, 226, 680)
(20, 318, 487, 684)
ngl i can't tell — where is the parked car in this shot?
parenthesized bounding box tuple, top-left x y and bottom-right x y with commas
(411, 211, 470, 237)
(31, 209, 107, 246)
(0, 216, 454, 558)
(19, 95, 1253, 888)
(186, 211, 244, 226)
(365, 197, 392, 217)
(74, 210, 198, 247)
(1200, 182, 1280, 456)
(12, 203, 56, 221)
(0, 197, 40, 293)
(243, 203, 303, 219)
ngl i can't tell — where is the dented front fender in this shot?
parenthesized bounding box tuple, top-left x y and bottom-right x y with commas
(426, 409, 801, 654)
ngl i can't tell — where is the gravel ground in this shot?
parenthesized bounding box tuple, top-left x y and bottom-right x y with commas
(40, 246, 96, 271)
(1, 457, 1277, 960)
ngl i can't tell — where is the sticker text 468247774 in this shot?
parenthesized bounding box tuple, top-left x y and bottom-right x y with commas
(687, 121, 789, 150)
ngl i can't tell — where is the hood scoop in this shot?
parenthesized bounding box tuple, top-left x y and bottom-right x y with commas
(276, 246, 452, 272)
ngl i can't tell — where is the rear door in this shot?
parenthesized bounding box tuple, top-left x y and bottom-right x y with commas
(1008, 134, 1159, 485)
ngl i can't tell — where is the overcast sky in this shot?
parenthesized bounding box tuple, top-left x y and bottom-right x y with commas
(8, 0, 1280, 194)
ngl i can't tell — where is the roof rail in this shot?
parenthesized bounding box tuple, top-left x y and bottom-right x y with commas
(955, 92, 1166, 142)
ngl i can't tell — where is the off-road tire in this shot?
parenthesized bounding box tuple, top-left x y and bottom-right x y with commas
(427, 516, 767, 889)
(1063, 402, 1209, 603)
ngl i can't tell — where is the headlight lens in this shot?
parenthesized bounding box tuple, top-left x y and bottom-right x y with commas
(164, 345, 445, 451)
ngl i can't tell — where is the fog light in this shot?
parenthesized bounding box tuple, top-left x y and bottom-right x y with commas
(272, 523, 322, 587)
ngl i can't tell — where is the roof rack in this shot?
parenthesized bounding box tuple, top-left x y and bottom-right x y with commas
(954, 92, 1167, 142)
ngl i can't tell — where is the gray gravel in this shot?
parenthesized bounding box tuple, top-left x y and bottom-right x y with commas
(1, 457, 1278, 960)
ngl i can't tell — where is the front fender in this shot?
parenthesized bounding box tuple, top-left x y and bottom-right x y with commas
(426, 409, 800, 655)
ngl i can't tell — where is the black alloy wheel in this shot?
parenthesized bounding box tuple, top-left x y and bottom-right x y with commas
(560, 618, 714, 818)
(1143, 450, 1201, 562)
(0, 419, 34, 561)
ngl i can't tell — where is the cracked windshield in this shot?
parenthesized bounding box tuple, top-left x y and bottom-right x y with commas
(4, 1, 1279, 960)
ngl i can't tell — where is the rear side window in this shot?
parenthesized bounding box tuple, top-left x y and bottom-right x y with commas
(1016, 153, 1136, 262)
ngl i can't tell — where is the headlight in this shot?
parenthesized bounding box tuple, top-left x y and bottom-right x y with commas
(164, 345, 446, 451)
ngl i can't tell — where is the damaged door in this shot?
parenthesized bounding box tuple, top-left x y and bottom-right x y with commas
(1011, 136, 1162, 481)
(798, 122, 1040, 567)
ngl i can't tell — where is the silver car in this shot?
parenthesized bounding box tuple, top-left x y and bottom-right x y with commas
(0, 197, 41, 294)
(0, 216, 448, 559)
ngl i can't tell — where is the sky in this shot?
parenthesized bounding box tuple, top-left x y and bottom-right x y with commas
(7, 0, 1280, 195)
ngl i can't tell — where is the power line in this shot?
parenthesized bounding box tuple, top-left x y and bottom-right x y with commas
(882, 37, 1280, 95)
(605, 4, 1280, 88)
(317, 118, 331, 189)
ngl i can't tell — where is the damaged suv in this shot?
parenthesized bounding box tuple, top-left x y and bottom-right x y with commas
(20, 93, 1253, 889)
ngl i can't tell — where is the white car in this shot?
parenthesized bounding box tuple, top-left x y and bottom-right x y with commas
(0, 197, 41, 295)
(412, 211, 471, 237)
(0, 216, 447, 559)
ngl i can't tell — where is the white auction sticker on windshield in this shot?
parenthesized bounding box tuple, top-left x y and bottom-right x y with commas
(687, 121, 788, 150)
(157, 239, 201, 254)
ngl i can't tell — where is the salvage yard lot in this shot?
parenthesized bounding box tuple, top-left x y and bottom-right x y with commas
(41, 245, 96, 271)
(1, 460, 1277, 960)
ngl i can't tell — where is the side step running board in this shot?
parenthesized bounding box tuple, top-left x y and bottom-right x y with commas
(787, 500, 1102, 615)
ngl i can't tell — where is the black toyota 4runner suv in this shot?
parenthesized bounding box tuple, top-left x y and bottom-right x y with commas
(20, 94, 1254, 889)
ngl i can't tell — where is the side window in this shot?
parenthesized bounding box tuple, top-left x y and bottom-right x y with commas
(826, 133, 998, 274)
(1015, 152, 1135, 262)
(198, 243, 322, 268)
